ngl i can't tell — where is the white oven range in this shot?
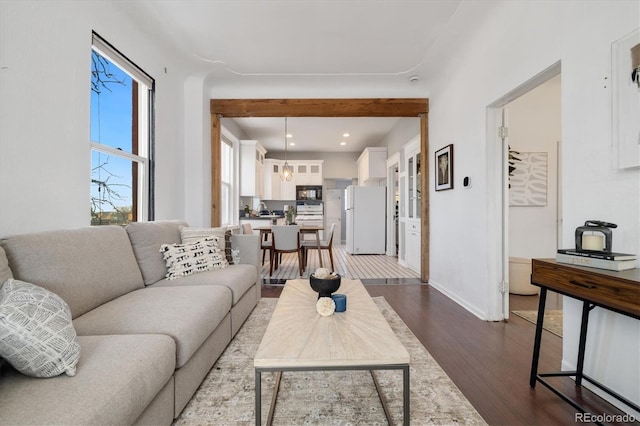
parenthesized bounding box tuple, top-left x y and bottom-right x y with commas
(295, 203, 324, 240)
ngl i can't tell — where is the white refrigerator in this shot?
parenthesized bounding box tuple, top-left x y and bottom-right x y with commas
(345, 185, 386, 254)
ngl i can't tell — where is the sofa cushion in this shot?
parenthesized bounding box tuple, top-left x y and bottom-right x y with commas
(126, 220, 189, 286)
(0, 334, 175, 425)
(180, 226, 234, 264)
(0, 279, 81, 378)
(153, 264, 258, 305)
(160, 238, 228, 280)
(72, 285, 232, 368)
(0, 246, 12, 283)
(0, 226, 144, 318)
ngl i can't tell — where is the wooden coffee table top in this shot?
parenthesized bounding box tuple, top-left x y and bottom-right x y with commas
(254, 279, 410, 369)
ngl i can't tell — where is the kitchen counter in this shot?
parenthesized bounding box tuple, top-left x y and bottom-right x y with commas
(240, 216, 285, 227)
(240, 215, 283, 220)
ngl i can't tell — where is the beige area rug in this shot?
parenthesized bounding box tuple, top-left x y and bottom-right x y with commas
(511, 310, 563, 338)
(174, 297, 487, 425)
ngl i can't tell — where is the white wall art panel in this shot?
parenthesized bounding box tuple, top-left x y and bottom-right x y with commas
(509, 152, 548, 207)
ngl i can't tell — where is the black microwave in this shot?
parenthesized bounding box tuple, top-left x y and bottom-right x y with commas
(296, 185, 322, 201)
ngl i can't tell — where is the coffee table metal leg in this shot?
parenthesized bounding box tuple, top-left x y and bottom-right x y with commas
(266, 371, 282, 426)
(255, 370, 261, 426)
(258, 366, 408, 425)
(403, 365, 410, 426)
(370, 366, 410, 426)
(370, 370, 393, 425)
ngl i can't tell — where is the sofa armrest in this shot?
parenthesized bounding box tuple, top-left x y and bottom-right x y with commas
(231, 234, 260, 269)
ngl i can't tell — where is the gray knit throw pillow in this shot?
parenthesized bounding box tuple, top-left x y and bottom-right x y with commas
(0, 279, 81, 377)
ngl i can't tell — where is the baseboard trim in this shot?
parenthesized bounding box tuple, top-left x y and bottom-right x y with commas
(428, 279, 489, 321)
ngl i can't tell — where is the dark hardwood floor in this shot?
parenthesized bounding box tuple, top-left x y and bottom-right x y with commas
(261, 284, 634, 426)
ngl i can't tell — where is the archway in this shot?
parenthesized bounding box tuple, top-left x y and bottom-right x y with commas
(210, 98, 430, 281)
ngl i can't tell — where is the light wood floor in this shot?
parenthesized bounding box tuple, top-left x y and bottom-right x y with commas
(261, 285, 629, 425)
(260, 243, 420, 283)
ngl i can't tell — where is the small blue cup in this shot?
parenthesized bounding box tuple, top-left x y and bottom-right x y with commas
(331, 294, 347, 312)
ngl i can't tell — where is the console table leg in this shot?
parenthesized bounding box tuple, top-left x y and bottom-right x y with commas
(575, 302, 591, 387)
(530, 288, 547, 388)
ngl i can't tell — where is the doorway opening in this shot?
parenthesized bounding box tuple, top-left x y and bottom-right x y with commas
(210, 98, 430, 282)
(487, 61, 562, 320)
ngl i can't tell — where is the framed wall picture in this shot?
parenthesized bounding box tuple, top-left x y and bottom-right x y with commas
(612, 28, 640, 169)
(435, 144, 453, 191)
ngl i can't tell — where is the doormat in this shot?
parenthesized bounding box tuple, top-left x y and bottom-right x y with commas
(511, 310, 563, 338)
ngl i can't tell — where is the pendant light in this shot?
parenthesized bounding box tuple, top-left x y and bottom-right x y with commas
(280, 117, 294, 181)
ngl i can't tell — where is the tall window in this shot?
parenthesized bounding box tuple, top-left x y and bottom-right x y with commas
(90, 33, 154, 225)
(220, 138, 234, 227)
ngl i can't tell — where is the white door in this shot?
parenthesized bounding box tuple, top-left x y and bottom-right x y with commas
(324, 189, 342, 246)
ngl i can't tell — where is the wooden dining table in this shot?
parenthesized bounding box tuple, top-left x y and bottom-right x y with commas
(255, 225, 325, 269)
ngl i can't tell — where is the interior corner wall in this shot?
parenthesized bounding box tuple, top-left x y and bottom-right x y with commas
(184, 74, 211, 227)
(0, 1, 189, 236)
(383, 118, 421, 159)
(425, 0, 639, 411)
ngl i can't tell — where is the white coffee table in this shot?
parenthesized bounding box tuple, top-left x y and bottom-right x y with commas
(254, 278, 410, 425)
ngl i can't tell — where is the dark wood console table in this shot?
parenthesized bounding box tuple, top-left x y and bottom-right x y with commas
(529, 259, 640, 422)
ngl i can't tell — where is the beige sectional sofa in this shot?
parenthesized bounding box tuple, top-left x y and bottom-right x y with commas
(0, 220, 260, 425)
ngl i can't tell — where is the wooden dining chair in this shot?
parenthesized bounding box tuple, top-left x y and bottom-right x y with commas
(302, 223, 336, 271)
(270, 225, 303, 276)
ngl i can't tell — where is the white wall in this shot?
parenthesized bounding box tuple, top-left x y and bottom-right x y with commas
(0, 1, 190, 236)
(383, 118, 421, 159)
(508, 75, 561, 259)
(425, 0, 639, 412)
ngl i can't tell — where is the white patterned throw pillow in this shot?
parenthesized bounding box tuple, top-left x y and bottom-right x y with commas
(179, 226, 235, 265)
(160, 237, 228, 280)
(0, 279, 81, 377)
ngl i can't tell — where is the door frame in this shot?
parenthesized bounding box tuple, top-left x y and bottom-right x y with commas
(486, 62, 561, 320)
(386, 152, 400, 257)
(210, 98, 430, 282)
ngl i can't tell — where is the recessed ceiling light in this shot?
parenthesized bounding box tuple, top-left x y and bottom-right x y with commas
(340, 141, 347, 146)
(286, 133, 292, 138)
(343, 133, 350, 138)
(289, 142, 295, 146)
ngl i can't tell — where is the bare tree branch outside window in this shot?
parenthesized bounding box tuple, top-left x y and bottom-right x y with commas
(90, 50, 132, 225)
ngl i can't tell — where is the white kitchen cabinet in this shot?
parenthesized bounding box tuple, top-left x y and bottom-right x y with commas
(295, 164, 309, 185)
(262, 159, 322, 199)
(357, 147, 387, 186)
(240, 140, 266, 197)
(308, 162, 323, 185)
(281, 174, 296, 200)
(263, 159, 281, 200)
(293, 161, 323, 185)
(397, 136, 421, 274)
(405, 221, 421, 274)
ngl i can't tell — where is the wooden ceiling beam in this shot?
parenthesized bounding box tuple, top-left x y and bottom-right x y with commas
(210, 98, 428, 117)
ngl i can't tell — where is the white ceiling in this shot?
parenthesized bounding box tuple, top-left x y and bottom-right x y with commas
(123, 1, 468, 152)
(228, 117, 417, 153)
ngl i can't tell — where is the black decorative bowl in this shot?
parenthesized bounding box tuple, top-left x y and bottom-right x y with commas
(310, 274, 341, 299)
